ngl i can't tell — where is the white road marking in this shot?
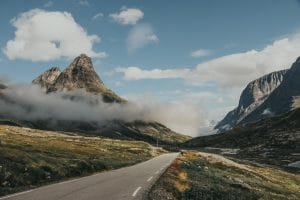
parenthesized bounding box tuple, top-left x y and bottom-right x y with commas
(147, 176, 153, 182)
(132, 186, 142, 197)
(160, 167, 164, 170)
(0, 190, 34, 200)
(58, 179, 78, 185)
(155, 170, 159, 174)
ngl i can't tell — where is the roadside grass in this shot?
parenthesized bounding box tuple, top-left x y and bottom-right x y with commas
(0, 125, 164, 197)
(148, 151, 300, 200)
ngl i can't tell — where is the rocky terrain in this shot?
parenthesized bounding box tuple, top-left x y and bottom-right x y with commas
(32, 67, 61, 91)
(215, 70, 287, 132)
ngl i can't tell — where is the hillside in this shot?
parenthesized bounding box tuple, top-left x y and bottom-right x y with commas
(0, 125, 165, 197)
(184, 108, 300, 168)
(149, 151, 300, 200)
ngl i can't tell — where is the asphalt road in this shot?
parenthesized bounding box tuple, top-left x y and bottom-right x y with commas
(0, 153, 178, 200)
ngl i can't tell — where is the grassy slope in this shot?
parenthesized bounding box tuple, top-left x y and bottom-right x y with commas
(0, 125, 164, 196)
(183, 108, 300, 168)
(148, 151, 300, 200)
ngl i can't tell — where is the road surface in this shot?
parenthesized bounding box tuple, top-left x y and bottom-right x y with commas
(0, 153, 178, 200)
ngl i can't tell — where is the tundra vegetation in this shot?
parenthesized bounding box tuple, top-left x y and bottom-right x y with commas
(149, 151, 300, 200)
(0, 125, 164, 196)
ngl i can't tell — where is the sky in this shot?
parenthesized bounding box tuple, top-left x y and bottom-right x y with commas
(1, 0, 300, 136)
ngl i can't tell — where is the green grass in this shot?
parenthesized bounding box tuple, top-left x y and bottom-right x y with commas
(0, 125, 164, 197)
(149, 151, 300, 200)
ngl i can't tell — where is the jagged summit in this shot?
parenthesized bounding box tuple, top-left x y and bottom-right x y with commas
(33, 54, 126, 103)
(32, 67, 61, 90)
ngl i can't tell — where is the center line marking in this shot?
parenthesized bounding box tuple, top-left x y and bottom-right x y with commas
(132, 186, 142, 197)
(147, 176, 153, 182)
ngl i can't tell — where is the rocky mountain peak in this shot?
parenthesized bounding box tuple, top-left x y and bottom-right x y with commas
(33, 54, 126, 103)
(65, 54, 99, 79)
(32, 67, 61, 90)
(51, 54, 106, 93)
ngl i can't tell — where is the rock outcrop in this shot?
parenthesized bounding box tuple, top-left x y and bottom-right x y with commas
(32, 67, 61, 90)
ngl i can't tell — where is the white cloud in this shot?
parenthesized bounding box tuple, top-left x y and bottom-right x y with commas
(78, 0, 89, 7)
(124, 93, 209, 136)
(115, 67, 190, 80)
(190, 49, 211, 58)
(44, 1, 53, 8)
(126, 24, 158, 53)
(110, 7, 144, 25)
(194, 35, 300, 87)
(92, 12, 104, 20)
(3, 9, 106, 61)
(117, 32, 300, 88)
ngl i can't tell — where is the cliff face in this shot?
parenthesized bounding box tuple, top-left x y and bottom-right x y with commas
(241, 57, 300, 124)
(33, 54, 125, 103)
(215, 69, 287, 132)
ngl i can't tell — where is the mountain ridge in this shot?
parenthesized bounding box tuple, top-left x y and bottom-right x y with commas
(215, 69, 287, 132)
(240, 57, 300, 124)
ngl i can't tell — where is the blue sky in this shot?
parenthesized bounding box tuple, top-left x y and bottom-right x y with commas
(1, 0, 300, 134)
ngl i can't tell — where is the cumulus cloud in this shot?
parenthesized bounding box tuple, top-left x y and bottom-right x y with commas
(3, 9, 106, 61)
(110, 7, 144, 25)
(117, 33, 300, 88)
(190, 49, 211, 58)
(92, 12, 104, 20)
(126, 24, 158, 53)
(123, 93, 209, 136)
(0, 84, 205, 136)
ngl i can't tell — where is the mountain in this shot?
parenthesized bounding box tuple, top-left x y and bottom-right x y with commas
(33, 54, 125, 103)
(0, 54, 190, 145)
(241, 57, 300, 124)
(215, 70, 287, 132)
(183, 107, 300, 168)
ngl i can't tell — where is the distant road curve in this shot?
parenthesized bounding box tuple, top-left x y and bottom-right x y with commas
(0, 153, 178, 200)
